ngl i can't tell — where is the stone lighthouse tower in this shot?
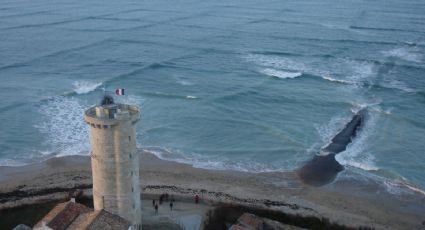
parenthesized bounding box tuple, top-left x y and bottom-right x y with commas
(84, 96, 141, 229)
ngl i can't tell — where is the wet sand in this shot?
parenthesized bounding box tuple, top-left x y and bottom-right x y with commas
(0, 150, 424, 230)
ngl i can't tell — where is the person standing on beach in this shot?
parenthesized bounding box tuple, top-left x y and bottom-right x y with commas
(170, 201, 173, 211)
(195, 194, 199, 204)
(152, 199, 156, 207)
(154, 204, 158, 214)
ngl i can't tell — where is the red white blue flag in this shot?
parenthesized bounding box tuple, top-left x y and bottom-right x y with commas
(115, 88, 125, 96)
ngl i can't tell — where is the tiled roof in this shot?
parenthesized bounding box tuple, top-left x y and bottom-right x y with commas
(66, 211, 99, 230)
(49, 202, 92, 230)
(34, 201, 91, 230)
(237, 213, 264, 230)
(229, 225, 251, 230)
(34, 200, 131, 230)
(87, 210, 131, 230)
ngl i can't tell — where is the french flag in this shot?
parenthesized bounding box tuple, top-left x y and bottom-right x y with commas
(115, 88, 125, 96)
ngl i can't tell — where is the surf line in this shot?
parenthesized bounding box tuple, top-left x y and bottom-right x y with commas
(298, 109, 367, 186)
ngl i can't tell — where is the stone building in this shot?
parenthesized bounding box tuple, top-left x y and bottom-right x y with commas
(84, 97, 142, 229)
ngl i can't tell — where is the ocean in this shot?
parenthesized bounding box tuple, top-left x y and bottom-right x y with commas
(0, 0, 424, 192)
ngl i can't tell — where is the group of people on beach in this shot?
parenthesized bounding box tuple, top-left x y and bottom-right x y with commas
(153, 193, 175, 214)
(152, 193, 201, 214)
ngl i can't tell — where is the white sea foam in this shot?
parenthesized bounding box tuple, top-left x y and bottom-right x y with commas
(345, 60, 375, 84)
(315, 114, 351, 145)
(368, 107, 392, 115)
(321, 75, 353, 84)
(176, 78, 194, 86)
(383, 180, 425, 196)
(314, 103, 381, 172)
(350, 101, 383, 114)
(35, 96, 90, 157)
(261, 68, 302, 79)
(383, 47, 422, 63)
(186, 95, 197, 99)
(335, 107, 379, 171)
(244, 54, 376, 87)
(383, 79, 416, 93)
(245, 54, 306, 71)
(244, 54, 306, 79)
(72, 81, 102, 94)
(338, 167, 425, 196)
(143, 146, 281, 173)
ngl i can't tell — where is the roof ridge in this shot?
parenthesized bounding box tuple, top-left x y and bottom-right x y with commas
(86, 210, 102, 229)
(48, 202, 72, 229)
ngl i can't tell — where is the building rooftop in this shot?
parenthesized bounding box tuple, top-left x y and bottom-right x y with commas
(236, 213, 264, 230)
(33, 200, 131, 230)
(229, 225, 251, 230)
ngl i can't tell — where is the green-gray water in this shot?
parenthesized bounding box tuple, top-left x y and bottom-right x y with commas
(0, 0, 424, 193)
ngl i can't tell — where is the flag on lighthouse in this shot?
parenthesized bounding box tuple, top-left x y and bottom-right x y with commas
(115, 88, 125, 96)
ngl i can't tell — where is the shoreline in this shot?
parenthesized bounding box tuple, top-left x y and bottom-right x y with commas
(0, 151, 424, 229)
(3, 147, 424, 196)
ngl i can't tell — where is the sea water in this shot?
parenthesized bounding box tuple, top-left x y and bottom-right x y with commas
(0, 0, 424, 192)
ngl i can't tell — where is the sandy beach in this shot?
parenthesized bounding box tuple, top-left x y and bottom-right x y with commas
(0, 150, 424, 230)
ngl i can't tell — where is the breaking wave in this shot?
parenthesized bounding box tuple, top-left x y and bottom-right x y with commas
(35, 96, 90, 157)
(244, 53, 376, 87)
(244, 54, 306, 73)
(72, 81, 102, 94)
(334, 106, 380, 171)
(143, 146, 281, 173)
(383, 47, 422, 63)
(321, 75, 353, 84)
(261, 68, 302, 79)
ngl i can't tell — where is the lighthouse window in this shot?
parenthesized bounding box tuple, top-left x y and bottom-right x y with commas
(128, 136, 131, 142)
(131, 171, 133, 176)
(129, 153, 132, 159)
(132, 187, 134, 192)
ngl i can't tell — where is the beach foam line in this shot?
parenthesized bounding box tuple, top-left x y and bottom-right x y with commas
(339, 165, 425, 197)
(142, 146, 283, 173)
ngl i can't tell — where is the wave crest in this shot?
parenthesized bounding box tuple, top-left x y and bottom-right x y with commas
(261, 68, 302, 79)
(321, 75, 353, 84)
(72, 81, 102, 94)
(383, 47, 422, 63)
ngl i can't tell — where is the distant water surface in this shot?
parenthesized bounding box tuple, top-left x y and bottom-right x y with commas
(0, 0, 424, 193)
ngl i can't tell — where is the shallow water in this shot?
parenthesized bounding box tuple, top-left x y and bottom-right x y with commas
(0, 0, 424, 191)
